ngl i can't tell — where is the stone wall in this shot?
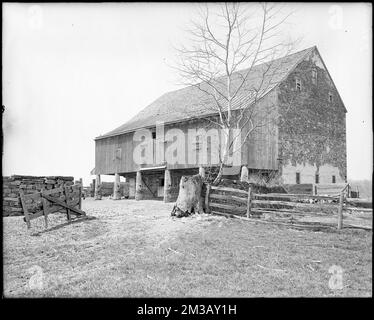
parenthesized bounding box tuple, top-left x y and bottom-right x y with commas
(278, 49, 347, 184)
(3, 175, 74, 216)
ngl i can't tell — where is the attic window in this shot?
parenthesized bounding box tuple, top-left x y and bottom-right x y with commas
(193, 142, 200, 151)
(315, 174, 319, 184)
(295, 78, 301, 91)
(312, 69, 317, 84)
(328, 93, 333, 103)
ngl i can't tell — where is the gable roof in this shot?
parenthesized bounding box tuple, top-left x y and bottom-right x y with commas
(96, 46, 318, 140)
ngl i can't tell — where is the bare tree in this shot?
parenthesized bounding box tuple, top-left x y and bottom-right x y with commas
(173, 2, 299, 184)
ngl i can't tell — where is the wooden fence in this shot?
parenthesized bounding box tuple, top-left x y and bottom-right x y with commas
(204, 184, 352, 230)
(20, 184, 86, 229)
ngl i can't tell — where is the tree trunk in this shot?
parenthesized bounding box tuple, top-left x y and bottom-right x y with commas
(212, 162, 224, 185)
(113, 173, 121, 200)
(171, 174, 204, 217)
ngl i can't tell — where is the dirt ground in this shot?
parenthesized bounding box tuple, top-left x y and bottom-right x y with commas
(3, 198, 372, 297)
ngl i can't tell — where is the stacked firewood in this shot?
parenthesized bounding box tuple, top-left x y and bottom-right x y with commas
(3, 175, 74, 216)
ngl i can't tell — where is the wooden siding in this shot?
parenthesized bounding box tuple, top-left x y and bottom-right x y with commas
(241, 89, 279, 170)
(95, 94, 279, 175)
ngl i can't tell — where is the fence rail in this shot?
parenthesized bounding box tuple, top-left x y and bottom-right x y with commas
(204, 183, 365, 230)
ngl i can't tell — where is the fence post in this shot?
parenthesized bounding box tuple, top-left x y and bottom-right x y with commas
(246, 186, 252, 218)
(19, 189, 31, 229)
(78, 185, 82, 210)
(337, 190, 344, 230)
(42, 195, 49, 229)
(205, 184, 211, 214)
(63, 186, 71, 222)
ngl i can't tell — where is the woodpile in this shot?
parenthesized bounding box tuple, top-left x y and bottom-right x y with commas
(3, 175, 74, 216)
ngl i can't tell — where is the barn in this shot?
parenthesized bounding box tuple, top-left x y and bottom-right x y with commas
(94, 46, 347, 201)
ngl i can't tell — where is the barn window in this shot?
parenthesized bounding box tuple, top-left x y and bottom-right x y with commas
(296, 172, 300, 184)
(328, 92, 333, 103)
(312, 69, 317, 84)
(152, 131, 156, 139)
(295, 78, 301, 91)
(315, 174, 319, 184)
(332, 175, 336, 183)
(195, 141, 201, 151)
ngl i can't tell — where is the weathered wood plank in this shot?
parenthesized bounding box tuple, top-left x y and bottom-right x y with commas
(204, 184, 211, 213)
(210, 210, 333, 229)
(252, 199, 339, 209)
(63, 186, 71, 222)
(251, 207, 327, 216)
(78, 185, 82, 210)
(338, 191, 344, 230)
(209, 202, 247, 213)
(209, 193, 247, 204)
(210, 186, 248, 195)
(67, 198, 80, 207)
(19, 189, 31, 229)
(41, 194, 86, 216)
(253, 193, 339, 200)
(42, 197, 49, 228)
(246, 186, 252, 218)
(42, 187, 64, 195)
(21, 192, 42, 200)
(24, 210, 45, 221)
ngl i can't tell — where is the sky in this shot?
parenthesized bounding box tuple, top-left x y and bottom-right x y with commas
(3, 3, 372, 185)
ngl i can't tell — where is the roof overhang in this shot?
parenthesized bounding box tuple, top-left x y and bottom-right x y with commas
(139, 165, 167, 172)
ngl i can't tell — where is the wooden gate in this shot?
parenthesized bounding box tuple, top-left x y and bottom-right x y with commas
(19, 184, 86, 229)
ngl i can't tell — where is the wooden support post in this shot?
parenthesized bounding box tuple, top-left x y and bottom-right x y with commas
(94, 174, 102, 200)
(246, 186, 252, 218)
(240, 166, 249, 182)
(42, 196, 49, 228)
(63, 187, 71, 222)
(92, 179, 96, 197)
(135, 171, 143, 201)
(78, 185, 82, 210)
(205, 184, 211, 214)
(199, 166, 205, 179)
(113, 173, 121, 200)
(163, 169, 172, 203)
(19, 189, 31, 229)
(337, 191, 344, 230)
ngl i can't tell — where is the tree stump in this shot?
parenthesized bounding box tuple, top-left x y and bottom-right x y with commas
(171, 174, 204, 218)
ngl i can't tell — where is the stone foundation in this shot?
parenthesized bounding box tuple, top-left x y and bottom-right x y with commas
(281, 162, 345, 185)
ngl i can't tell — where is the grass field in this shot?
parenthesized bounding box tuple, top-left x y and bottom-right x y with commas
(3, 198, 372, 297)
